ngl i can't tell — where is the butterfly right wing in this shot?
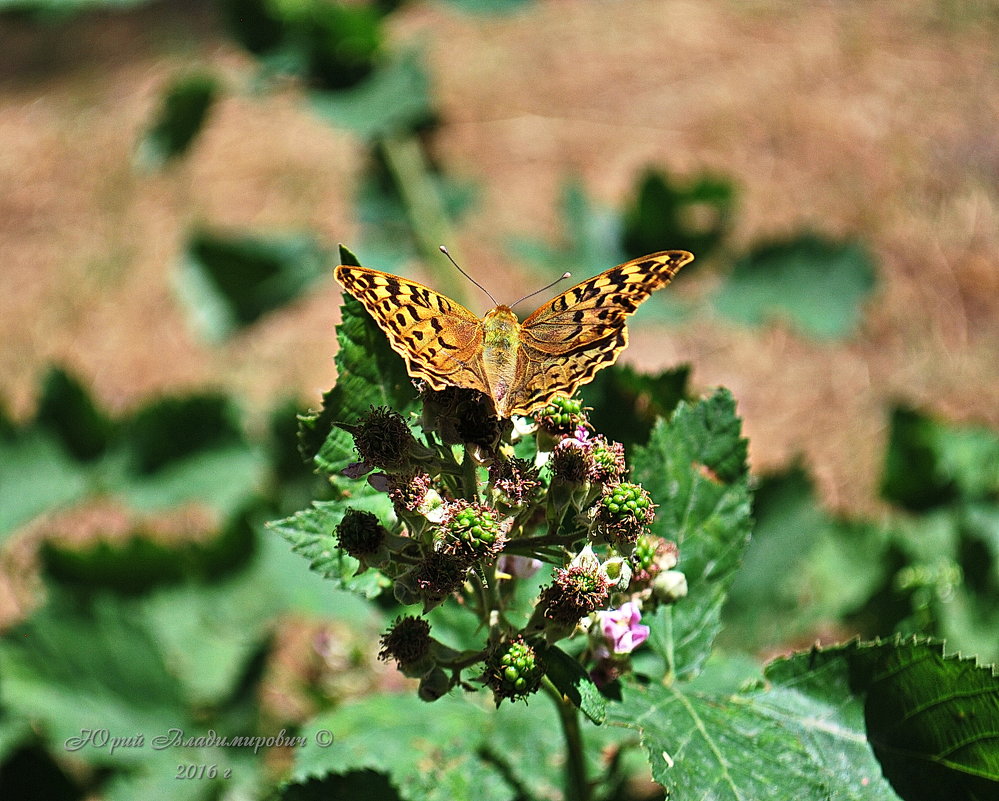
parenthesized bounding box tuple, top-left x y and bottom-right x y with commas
(334, 265, 490, 396)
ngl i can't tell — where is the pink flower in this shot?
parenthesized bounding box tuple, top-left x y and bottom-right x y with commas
(595, 602, 649, 655)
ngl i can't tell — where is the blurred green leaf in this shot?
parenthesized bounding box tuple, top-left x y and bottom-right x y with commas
(713, 234, 877, 339)
(177, 230, 329, 341)
(309, 50, 431, 139)
(441, 0, 530, 12)
(580, 363, 689, 451)
(293, 694, 514, 800)
(631, 389, 751, 681)
(722, 466, 887, 650)
(509, 178, 624, 280)
(221, 0, 383, 90)
(34, 367, 115, 462)
(881, 405, 999, 511)
(0, 431, 90, 539)
(136, 73, 218, 168)
(622, 167, 735, 261)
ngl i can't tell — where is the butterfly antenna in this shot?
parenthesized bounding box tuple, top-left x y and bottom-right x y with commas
(510, 271, 573, 308)
(439, 246, 498, 306)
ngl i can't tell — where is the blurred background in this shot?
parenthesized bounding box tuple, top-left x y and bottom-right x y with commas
(0, 0, 997, 798)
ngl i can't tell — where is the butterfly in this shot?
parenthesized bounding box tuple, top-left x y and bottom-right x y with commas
(334, 250, 693, 418)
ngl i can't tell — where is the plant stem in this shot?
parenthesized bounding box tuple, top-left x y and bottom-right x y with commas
(378, 131, 468, 305)
(542, 677, 590, 801)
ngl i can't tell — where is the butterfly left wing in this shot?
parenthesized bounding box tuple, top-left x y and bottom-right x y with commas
(334, 264, 491, 396)
(502, 251, 693, 416)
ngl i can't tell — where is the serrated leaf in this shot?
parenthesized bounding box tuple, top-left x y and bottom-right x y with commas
(580, 363, 689, 451)
(177, 230, 329, 341)
(768, 638, 999, 801)
(309, 260, 418, 475)
(136, 72, 218, 168)
(543, 644, 607, 725)
(268, 497, 392, 598)
(607, 639, 904, 801)
(309, 50, 431, 139)
(713, 234, 877, 339)
(631, 389, 752, 680)
(294, 694, 514, 801)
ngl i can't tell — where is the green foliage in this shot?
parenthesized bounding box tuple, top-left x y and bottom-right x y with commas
(713, 233, 878, 339)
(510, 179, 626, 282)
(881, 404, 999, 511)
(297, 247, 416, 475)
(177, 230, 330, 342)
(580, 363, 689, 451)
(621, 167, 735, 262)
(221, 0, 384, 91)
(309, 50, 432, 140)
(632, 390, 752, 681)
(137, 73, 219, 168)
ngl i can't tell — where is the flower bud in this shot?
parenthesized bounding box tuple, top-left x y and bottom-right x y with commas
(335, 509, 388, 569)
(539, 563, 611, 628)
(436, 501, 510, 565)
(421, 387, 503, 450)
(489, 456, 542, 507)
(340, 406, 424, 474)
(651, 569, 688, 604)
(379, 616, 433, 676)
(483, 637, 544, 705)
(413, 550, 469, 611)
(534, 397, 588, 437)
(591, 482, 657, 550)
(588, 436, 627, 484)
(418, 666, 452, 702)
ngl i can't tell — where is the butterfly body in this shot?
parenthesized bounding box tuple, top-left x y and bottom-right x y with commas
(334, 250, 693, 418)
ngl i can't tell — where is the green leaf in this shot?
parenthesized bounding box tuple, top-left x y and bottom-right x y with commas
(722, 466, 887, 651)
(293, 694, 514, 801)
(0, 591, 190, 759)
(543, 644, 607, 725)
(768, 638, 999, 801)
(631, 389, 752, 681)
(136, 72, 218, 167)
(509, 179, 624, 280)
(621, 167, 735, 262)
(607, 640, 905, 800)
(268, 497, 392, 599)
(34, 367, 115, 461)
(309, 50, 432, 139)
(0, 431, 90, 539)
(177, 229, 329, 341)
(580, 363, 689, 451)
(881, 405, 999, 511)
(713, 233, 877, 339)
(110, 394, 265, 516)
(307, 253, 417, 475)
